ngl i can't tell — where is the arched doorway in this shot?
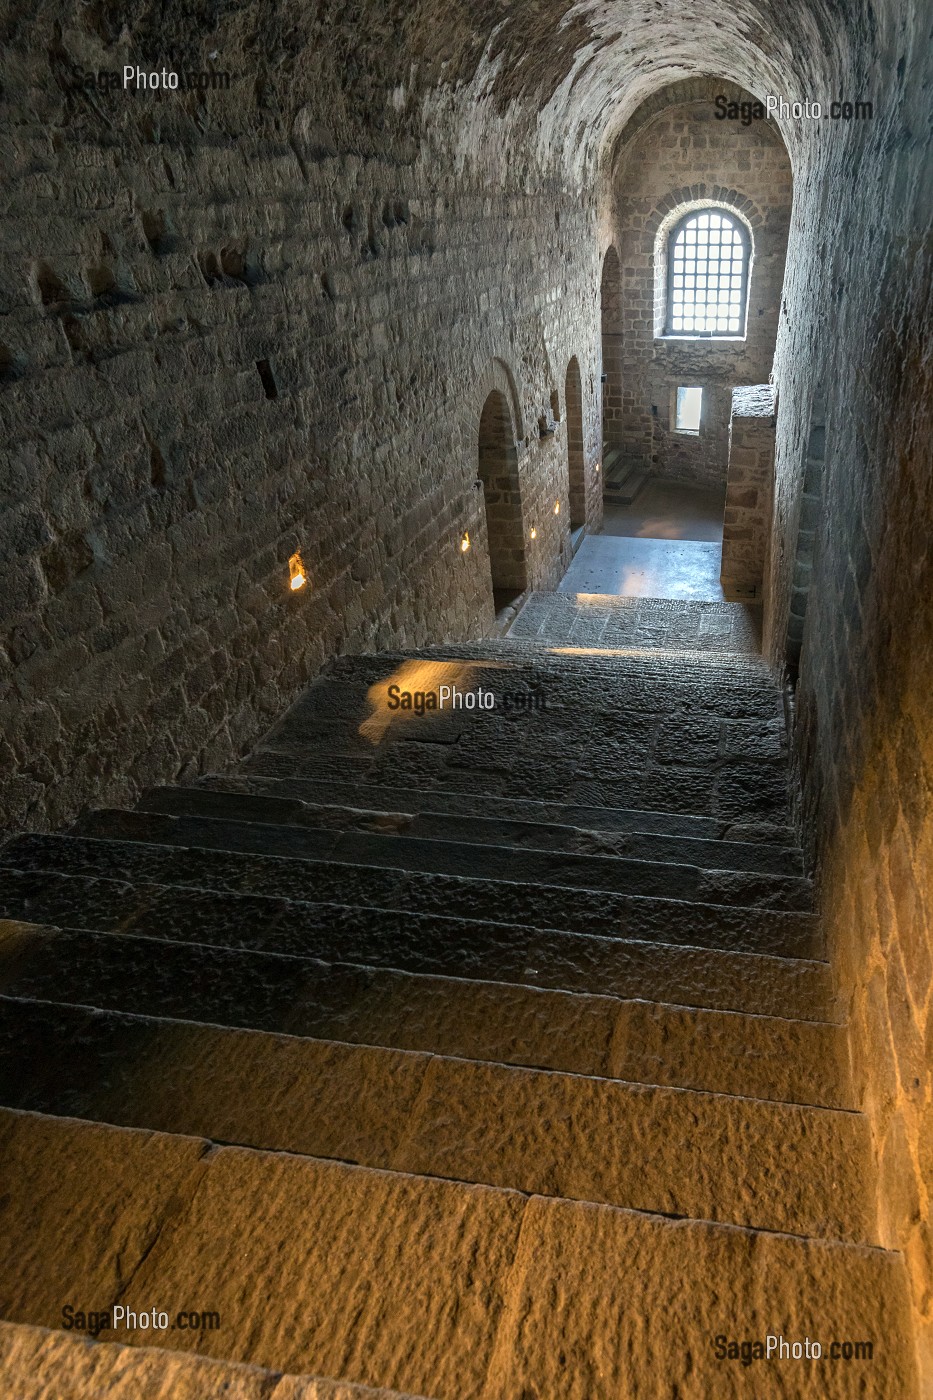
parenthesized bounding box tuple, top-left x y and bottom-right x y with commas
(478, 388, 527, 610)
(600, 247, 622, 455)
(565, 356, 585, 529)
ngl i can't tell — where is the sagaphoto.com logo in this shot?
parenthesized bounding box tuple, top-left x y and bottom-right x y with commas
(714, 93, 874, 123)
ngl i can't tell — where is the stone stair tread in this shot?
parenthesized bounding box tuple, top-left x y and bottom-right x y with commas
(242, 747, 791, 825)
(604, 467, 649, 504)
(0, 924, 852, 1106)
(0, 1320, 423, 1400)
(0, 994, 870, 1241)
(194, 772, 798, 846)
(0, 856, 832, 1017)
(137, 785, 804, 877)
(67, 809, 813, 914)
(0, 832, 821, 960)
(0, 1109, 916, 1399)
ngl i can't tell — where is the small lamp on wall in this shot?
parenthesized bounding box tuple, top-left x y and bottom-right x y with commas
(288, 551, 308, 591)
(530, 526, 537, 540)
(460, 531, 471, 553)
(553, 500, 560, 515)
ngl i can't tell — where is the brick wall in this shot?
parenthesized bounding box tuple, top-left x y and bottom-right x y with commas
(609, 80, 792, 488)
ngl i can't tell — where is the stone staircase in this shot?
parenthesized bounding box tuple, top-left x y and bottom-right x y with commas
(0, 597, 919, 1397)
(601, 446, 648, 505)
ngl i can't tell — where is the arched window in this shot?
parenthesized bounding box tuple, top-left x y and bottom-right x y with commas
(666, 209, 750, 336)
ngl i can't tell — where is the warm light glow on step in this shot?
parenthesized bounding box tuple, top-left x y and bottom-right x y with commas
(288, 552, 307, 590)
(460, 532, 471, 552)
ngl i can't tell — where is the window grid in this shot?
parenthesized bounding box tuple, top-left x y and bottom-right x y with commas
(666, 211, 748, 336)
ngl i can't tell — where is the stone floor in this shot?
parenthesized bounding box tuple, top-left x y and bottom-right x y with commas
(511, 592, 762, 654)
(567, 479, 728, 601)
(601, 480, 727, 541)
(560, 534, 725, 600)
(0, 595, 917, 1397)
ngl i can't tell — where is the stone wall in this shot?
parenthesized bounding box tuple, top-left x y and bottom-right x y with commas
(764, 16, 933, 1380)
(0, 6, 606, 834)
(609, 81, 792, 488)
(720, 385, 775, 599)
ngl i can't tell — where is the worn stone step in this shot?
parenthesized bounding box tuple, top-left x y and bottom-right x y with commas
(0, 1319, 421, 1399)
(0, 1110, 917, 1398)
(138, 786, 805, 877)
(243, 744, 791, 824)
(195, 772, 798, 847)
(68, 809, 813, 914)
(0, 995, 871, 1241)
(0, 922, 852, 1106)
(603, 466, 648, 505)
(334, 633, 774, 675)
(0, 837, 825, 970)
(295, 647, 785, 721)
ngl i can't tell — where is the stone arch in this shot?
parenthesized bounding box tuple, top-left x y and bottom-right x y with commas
(600, 247, 622, 450)
(477, 386, 527, 606)
(473, 356, 525, 446)
(649, 187, 760, 337)
(565, 355, 586, 529)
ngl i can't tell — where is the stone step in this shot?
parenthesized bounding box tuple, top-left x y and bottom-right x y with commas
(0, 922, 852, 1106)
(349, 623, 771, 669)
(603, 466, 648, 505)
(0, 1319, 420, 1399)
(195, 771, 798, 847)
(0, 837, 824, 970)
(66, 810, 812, 914)
(0, 1109, 916, 1398)
(0, 995, 871, 1242)
(322, 643, 780, 698)
(242, 744, 791, 825)
(138, 786, 804, 877)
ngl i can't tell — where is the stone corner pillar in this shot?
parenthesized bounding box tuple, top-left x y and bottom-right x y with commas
(720, 384, 775, 601)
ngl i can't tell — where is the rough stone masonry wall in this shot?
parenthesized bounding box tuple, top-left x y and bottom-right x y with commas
(0, 4, 605, 833)
(765, 8, 933, 1380)
(610, 81, 791, 489)
(720, 384, 775, 599)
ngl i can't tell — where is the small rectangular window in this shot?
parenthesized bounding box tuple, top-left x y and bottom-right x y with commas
(675, 386, 702, 434)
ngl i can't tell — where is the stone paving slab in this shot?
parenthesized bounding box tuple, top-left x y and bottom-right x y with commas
(0, 1109, 209, 1328)
(508, 593, 764, 654)
(0, 1108, 525, 1399)
(481, 1196, 916, 1400)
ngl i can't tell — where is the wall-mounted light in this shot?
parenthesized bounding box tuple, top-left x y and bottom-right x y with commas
(460, 531, 471, 553)
(553, 500, 560, 515)
(595, 461, 601, 474)
(288, 551, 307, 591)
(530, 526, 537, 539)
